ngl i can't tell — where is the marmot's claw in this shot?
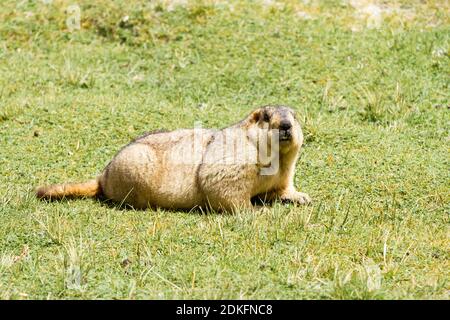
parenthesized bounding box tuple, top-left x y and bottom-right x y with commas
(281, 192, 311, 205)
(297, 192, 312, 204)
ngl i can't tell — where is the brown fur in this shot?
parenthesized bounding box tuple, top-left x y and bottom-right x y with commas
(36, 106, 311, 212)
(36, 179, 101, 200)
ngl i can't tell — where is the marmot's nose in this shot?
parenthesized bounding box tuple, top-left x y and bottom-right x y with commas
(279, 121, 292, 131)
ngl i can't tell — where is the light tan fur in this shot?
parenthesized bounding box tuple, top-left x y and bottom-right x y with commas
(36, 179, 100, 199)
(36, 105, 311, 212)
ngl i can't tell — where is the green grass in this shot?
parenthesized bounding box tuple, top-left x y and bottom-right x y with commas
(0, 0, 449, 299)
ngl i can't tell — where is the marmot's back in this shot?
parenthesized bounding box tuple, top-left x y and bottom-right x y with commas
(100, 129, 216, 209)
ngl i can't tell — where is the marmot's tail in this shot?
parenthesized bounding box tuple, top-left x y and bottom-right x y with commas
(36, 179, 101, 200)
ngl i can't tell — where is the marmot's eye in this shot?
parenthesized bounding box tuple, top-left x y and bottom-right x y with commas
(290, 111, 297, 120)
(263, 112, 270, 122)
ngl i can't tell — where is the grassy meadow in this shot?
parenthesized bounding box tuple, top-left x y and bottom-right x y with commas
(0, 0, 449, 299)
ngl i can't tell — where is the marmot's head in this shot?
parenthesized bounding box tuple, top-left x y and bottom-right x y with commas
(247, 105, 303, 153)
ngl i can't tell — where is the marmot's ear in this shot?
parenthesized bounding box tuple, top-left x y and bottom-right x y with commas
(248, 108, 262, 123)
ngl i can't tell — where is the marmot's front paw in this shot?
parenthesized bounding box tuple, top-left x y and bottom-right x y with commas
(281, 191, 312, 205)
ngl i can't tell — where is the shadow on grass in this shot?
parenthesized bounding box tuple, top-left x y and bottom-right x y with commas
(35, 193, 279, 215)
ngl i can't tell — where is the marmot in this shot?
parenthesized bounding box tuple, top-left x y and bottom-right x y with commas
(36, 105, 311, 212)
